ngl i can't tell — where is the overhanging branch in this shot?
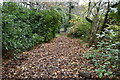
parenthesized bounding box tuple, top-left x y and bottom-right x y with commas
(85, 17, 93, 23)
(111, 1, 120, 8)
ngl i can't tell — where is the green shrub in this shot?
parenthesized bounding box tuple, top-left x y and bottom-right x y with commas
(109, 5, 120, 25)
(38, 9, 62, 41)
(84, 29, 120, 78)
(2, 2, 62, 59)
(74, 22, 90, 37)
(67, 19, 90, 40)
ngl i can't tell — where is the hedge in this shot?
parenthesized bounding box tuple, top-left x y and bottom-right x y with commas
(2, 2, 62, 58)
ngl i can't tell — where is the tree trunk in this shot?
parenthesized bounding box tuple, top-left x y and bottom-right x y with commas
(69, 2, 72, 20)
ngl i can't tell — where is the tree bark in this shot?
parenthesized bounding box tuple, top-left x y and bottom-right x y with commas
(101, 1, 110, 31)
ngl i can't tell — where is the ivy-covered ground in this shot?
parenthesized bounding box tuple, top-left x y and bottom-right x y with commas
(2, 35, 119, 79)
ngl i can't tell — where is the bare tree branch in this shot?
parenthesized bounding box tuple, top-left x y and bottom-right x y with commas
(111, 1, 120, 8)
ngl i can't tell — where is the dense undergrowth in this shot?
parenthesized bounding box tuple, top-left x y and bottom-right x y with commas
(67, 5, 120, 78)
(67, 15, 90, 40)
(2, 2, 62, 59)
(84, 29, 120, 78)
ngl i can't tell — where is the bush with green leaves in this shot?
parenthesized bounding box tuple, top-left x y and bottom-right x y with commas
(84, 28, 120, 78)
(73, 22, 90, 37)
(109, 5, 120, 25)
(2, 2, 62, 58)
(67, 18, 90, 40)
(50, 6, 69, 32)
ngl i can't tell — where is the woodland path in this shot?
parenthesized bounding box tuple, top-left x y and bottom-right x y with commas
(3, 35, 96, 79)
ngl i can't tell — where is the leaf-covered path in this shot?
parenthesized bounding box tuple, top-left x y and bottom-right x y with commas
(3, 35, 96, 79)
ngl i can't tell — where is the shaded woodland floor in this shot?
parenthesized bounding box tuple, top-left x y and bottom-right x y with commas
(2, 35, 119, 79)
